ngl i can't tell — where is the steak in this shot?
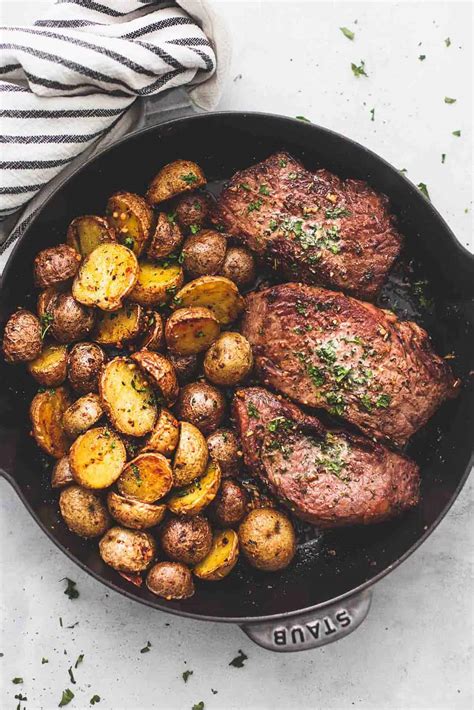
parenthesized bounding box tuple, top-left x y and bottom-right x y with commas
(233, 387, 420, 527)
(216, 151, 403, 299)
(242, 283, 458, 446)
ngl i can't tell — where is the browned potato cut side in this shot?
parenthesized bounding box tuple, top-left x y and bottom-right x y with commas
(117, 452, 173, 503)
(67, 215, 116, 257)
(140, 311, 164, 351)
(2, 309, 42, 363)
(28, 344, 68, 387)
(142, 408, 179, 457)
(173, 421, 208, 487)
(181, 230, 227, 279)
(69, 426, 126, 489)
(176, 381, 226, 435)
(99, 357, 157, 437)
(30, 387, 72, 458)
(165, 306, 220, 355)
(51, 456, 74, 489)
(147, 212, 183, 260)
(49, 293, 95, 344)
(94, 303, 145, 346)
(193, 529, 239, 581)
(238, 509, 296, 572)
(130, 350, 179, 407)
(203, 332, 253, 386)
(106, 192, 152, 257)
(146, 561, 194, 600)
(172, 276, 244, 325)
(99, 527, 156, 573)
(129, 261, 184, 307)
(146, 160, 206, 205)
(72, 243, 138, 311)
(60, 485, 110, 538)
(160, 515, 212, 565)
(167, 460, 221, 516)
(67, 342, 106, 394)
(62, 393, 103, 438)
(107, 491, 166, 530)
(34, 244, 82, 289)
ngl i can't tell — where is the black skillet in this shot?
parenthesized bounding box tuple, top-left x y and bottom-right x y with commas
(1, 112, 473, 652)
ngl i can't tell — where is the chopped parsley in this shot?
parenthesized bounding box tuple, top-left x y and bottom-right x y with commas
(180, 172, 198, 184)
(74, 654, 84, 669)
(59, 689, 75, 707)
(40, 312, 54, 339)
(295, 300, 307, 315)
(90, 696, 101, 706)
(240, 183, 251, 191)
(167, 211, 177, 224)
(452, 130, 461, 137)
(444, 37, 451, 47)
(340, 26, 354, 40)
(359, 393, 373, 412)
(247, 402, 259, 418)
(419, 54, 426, 61)
(259, 184, 271, 195)
(140, 641, 151, 653)
(189, 224, 200, 234)
(324, 391, 346, 416)
(182, 670, 193, 682)
(42, 657, 49, 664)
(278, 158, 287, 167)
(192, 703, 204, 710)
(63, 578, 79, 600)
(441, 153, 446, 164)
(376, 394, 391, 408)
(269, 218, 278, 231)
(325, 206, 351, 219)
(295, 115, 311, 122)
(351, 60, 368, 77)
(444, 97, 456, 104)
(247, 199, 263, 213)
(123, 236, 134, 249)
(229, 650, 248, 668)
(131, 378, 147, 393)
(370, 107, 375, 122)
(131, 465, 142, 484)
(68, 667, 76, 685)
(417, 183, 430, 200)
(12, 677, 23, 684)
(316, 342, 337, 365)
(267, 417, 294, 433)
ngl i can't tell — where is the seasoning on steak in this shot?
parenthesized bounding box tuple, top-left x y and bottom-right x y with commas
(242, 283, 459, 446)
(216, 151, 403, 299)
(233, 387, 420, 527)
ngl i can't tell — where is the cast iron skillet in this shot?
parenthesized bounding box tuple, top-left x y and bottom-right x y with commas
(1, 113, 473, 652)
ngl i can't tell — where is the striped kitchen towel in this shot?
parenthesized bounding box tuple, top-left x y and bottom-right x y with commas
(0, 0, 228, 220)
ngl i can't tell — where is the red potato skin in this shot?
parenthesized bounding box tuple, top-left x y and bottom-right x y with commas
(2, 309, 42, 363)
(34, 244, 82, 289)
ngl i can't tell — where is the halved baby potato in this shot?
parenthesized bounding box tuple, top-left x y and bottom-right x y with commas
(30, 387, 72, 458)
(172, 276, 244, 325)
(140, 310, 164, 351)
(107, 490, 166, 530)
(94, 303, 145, 346)
(72, 243, 138, 311)
(66, 215, 116, 257)
(142, 408, 179, 457)
(167, 460, 221, 516)
(146, 160, 206, 205)
(117, 452, 173, 503)
(62, 393, 103, 438)
(193, 529, 239, 581)
(69, 426, 126, 489)
(130, 350, 179, 407)
(129, 260, 184, 307)
(106, 191, 153, 257)
(51, 456, 74, 489)
(147, 212, 183, 260)
(99, 357, 157, 437)
(165, 306, 220, 355)
(173, 421, 208, 487)
(28, 343, 68, 387)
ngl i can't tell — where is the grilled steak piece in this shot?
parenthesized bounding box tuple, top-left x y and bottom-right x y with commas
(233, 387, 420, 527)
(242, 283, 458, 446)
(216, 151, 403, 299)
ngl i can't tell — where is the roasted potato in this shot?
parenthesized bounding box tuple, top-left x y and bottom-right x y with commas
(117, 452, 173, 503)
(203, 332, 253, 386)
(209, 479, 247, 527)
(175, 193, 211, 231)
(176, 381, 226, 435)
(168, 460, 221, 516)
(146, 561, 194, 600)
(28, 343, 68, 386)
(168, 351, 198, 384)
(106, 191, 153, 257)
(34, 244, 81, 289)
(160, 515, 212, 565)
(146, 160, 206, 205)
(130, 350, 179, 407)
(99, 526, 156, 573)
(94, 303, 145, 346)
(143, 408, 179, 457)
(72, 243, 138, 311)
(30, 387, 72, 458)
(70, 426, 126, 488)
(37, 288, 60, 321)
(129, 260, 184, 308)
(51, 456, 74, 489)
(107, 491, 166, 530)
(193, 529, 239, 581)
(172, 276, 244, 325)
(100, 357, 157, 436)
(220, 246, 256, 289)
(59, 485, 110, 538)
(2, 309, 42, 363)
(49, 293, 95, 344)
(165, 307, 220, 356)
(147, 212, 183, 260)
(238, 508, 296, 572)
(67, 342, 106, 394)
(181, 230, 227, 279)
(62, 393, 103, 438)
(173, 421, 208, 487)
(206, 428, 242, 476)
(67, 215, 116, 257)
(140, 311, 164, 351)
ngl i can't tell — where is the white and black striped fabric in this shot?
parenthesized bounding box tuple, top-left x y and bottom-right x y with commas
(0, 0, 218, 218)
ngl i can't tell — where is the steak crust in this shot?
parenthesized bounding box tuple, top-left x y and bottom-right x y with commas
(216, 151, 403, 298)
(242, 283, 458, 446)
(233, 387, 420, 527)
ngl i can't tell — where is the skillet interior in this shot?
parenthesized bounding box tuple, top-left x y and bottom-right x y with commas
(1, 112, 473, 622)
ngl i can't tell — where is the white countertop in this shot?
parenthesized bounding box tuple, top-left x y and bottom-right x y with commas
(0, 2, 472, 709)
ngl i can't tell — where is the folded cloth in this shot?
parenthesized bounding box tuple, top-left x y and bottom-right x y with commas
(0, 0, 228, 221)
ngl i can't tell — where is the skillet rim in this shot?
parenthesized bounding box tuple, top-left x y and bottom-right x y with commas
(1, 110, 473, 623)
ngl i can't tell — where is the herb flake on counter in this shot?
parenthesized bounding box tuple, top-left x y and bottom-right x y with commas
(444, 97, 456, 104)
(59, 689, 74, 707)
(418, 54, 426, 60)
(74, 654, 84, 669)
(90, 696, 101, 706)
(444, 37, 451, 47)
(140, 641, 151, 654)
(452, 130, 461, 137)
(370, 108, 375, 121)
(192, 703, 204, 710)
(62, 578, 79, 600)
(211, 689, 218, 695)
(340, 26, 354, 40)
(68, 667, 76, 685)
(182, 670, 193, 682)
(295, 115, 311, 122)
(417, 183, 430, 200)
(42, 657, 49, 664)
(441, 153, 446, 164)
(351, 60, 368, 78)
(12, 677, 23, 684)
(229, 649, 248, 668)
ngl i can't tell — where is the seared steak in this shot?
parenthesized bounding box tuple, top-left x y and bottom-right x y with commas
(216, 151, 402, 298)
(242, 283, 458, 446)
(233, 388, 420, 527)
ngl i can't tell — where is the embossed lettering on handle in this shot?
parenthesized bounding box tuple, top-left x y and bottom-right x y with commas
(240, 590, 372, 652)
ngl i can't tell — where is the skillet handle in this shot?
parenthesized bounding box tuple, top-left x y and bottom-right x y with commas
(239, 589, 372, 652)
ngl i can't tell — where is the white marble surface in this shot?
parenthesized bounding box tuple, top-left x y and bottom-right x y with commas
(0, 1, 473, 709)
